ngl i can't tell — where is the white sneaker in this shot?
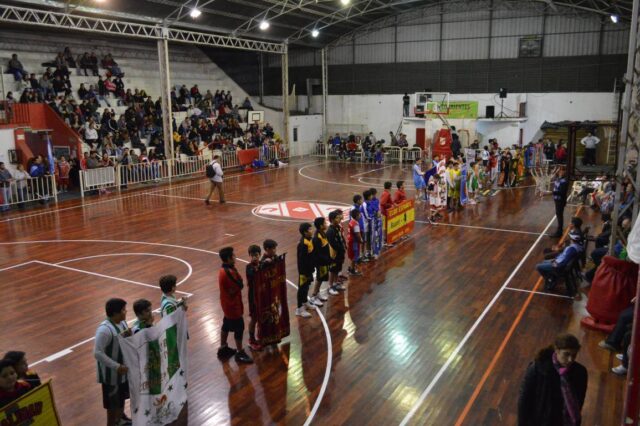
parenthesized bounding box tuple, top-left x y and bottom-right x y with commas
(612, 365, 628, 375)
(335, 283, 346, 291)
(296, 307, 312, 318)
(616, 353, 624, 361)
(328, 287, 339, 296)
(306, 301, 316, 310)
(317, 293, 329, 301)
(310, 296, 324, 307)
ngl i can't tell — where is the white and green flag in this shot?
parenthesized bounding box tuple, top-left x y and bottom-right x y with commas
(118, 309, 188, 425)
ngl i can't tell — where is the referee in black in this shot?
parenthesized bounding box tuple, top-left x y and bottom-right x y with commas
(551, 167, 569, 238)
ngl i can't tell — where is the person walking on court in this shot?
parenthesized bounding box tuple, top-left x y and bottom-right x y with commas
(580, 131, 600, 166)
(205, 154, 225, 205)
(551, 167, 569, 238)
(518, 333, 588, 426)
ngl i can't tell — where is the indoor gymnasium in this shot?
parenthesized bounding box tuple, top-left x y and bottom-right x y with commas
(1, 0, 640, 425)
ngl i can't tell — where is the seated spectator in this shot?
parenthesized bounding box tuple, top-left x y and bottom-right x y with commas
(2, 351, 41, 388)
(241, 97, 253, 110)
(0, 359, 32, 408)
(97, 76, 106, 97)
(7, 54, 27, 81)
(79, 52, 99, 76)
(543, 217, 583, 259)
(84, 122, 99, 149)
(78, 83, 89, 100)
(555, 141, 567, 164)
(102, 53, 123, 77)
(86, 151, 100, 169)
(584, 217, 632, 283)
(52, 75, 66, 96)
(104, 77, 116, 95)
(63, 47, 76, 68)
(39, 74, 53, 97)
(535, 232, 582, 291)
(191, 84, 202, 104)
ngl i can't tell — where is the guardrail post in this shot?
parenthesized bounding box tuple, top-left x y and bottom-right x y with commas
(51, 175, 58, 204)
(115, 165, 121, 192)
(79, 170, 85, 198)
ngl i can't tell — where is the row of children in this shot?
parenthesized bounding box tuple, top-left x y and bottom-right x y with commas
(91, 275, 188, 426)
(294, 183, 410, 317)
(0, 351, 42, 409)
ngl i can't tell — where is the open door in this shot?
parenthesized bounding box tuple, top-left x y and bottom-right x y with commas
(416, 128, 425, 150)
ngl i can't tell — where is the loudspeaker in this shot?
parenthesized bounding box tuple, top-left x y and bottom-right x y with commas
(486, 105, 495, 118)
(499, 88, 508, 99)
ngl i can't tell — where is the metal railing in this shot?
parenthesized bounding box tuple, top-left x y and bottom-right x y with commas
(0, 101, 30, 125)
(385, 147, 402, 163)
(259, 144, 290, 162)
(1, 175, 57, 209)
(402, 147, 423, 163)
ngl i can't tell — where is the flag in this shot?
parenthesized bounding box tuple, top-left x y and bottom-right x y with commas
(118, 309, 188, 426)
(254, 255, 290, 345)
(45, 134, 55, 175)
(0, 381, 61, 425)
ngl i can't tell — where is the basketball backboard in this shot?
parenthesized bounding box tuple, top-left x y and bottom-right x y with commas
(414, 92, 450, 116)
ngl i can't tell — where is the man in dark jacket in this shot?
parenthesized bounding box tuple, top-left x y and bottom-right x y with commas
(551, 167, 569, 238)
(518, 334, 588, 426)
(326, 209, 347, 296)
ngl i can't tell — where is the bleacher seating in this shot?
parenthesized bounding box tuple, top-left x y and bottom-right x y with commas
(0, 28, 281, 136)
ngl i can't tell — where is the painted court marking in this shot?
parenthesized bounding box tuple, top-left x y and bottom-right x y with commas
(399, 213, 557, 425)
(0, 239, 332, 426)
(415, 220, 543, 236)
(254, 200, 351, 221)
(349, 165, 395, 177)
(504, 287, 574, 300)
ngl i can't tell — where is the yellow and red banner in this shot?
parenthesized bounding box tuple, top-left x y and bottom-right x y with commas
(385, 199, 415, 244)
(0, 381, 61, 426)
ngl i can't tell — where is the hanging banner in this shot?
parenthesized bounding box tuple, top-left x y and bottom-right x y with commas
(385, 199, 415, 244)
(0, 381, 61, 425)
(118, 309, 188, 426)
(428, 101, 478, 119)
(254, 255, 290, 345)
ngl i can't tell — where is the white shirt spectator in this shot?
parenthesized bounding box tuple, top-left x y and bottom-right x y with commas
(581, 135, 600, 149)
(481, 149, 490, 161)
(209, 159, 223, 183)
(85, 127, 98, 141)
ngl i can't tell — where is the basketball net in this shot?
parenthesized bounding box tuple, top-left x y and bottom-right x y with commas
(530, 164, 564, 197)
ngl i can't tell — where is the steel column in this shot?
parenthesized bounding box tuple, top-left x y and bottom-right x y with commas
(321, 47, 328, 159)
(282, 43, 290, 145)
(157, 30, 174, 178)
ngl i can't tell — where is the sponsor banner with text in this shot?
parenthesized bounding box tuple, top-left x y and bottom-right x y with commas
(385, 200, 415, 244)
(0, 381, 61, 426)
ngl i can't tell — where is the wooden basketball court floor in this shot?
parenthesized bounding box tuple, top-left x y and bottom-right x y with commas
(0, 157, 625, 425)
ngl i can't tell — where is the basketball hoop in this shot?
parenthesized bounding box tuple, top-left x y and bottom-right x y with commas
(530, 164, 563, 197)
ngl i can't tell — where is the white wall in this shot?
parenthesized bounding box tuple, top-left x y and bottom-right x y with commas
(0, 129, 17, 174)
(289, 115, 323, 156)
(306, 92, 615, 147)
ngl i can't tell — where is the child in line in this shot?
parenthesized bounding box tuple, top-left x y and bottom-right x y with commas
(413, 158, 426, 203)
(132, 299, 154, 334)
(347, 209, 363, 276)
(326, 209, 347, 295)
(93, 298, 130, 426)
(2, 351, 41, 388)
(296, 223, 315, 318)
(467, 161, 479, 205)
(351, 194, 367, 263)
(246, 244, 262, 350)
(217, 246, 253, 364)
(393, 180, 407, 204)
(368, 188, 382, 258)
(310, 217, 332, 305)
(0, 359, 32, 409)
(360, 190, 373, 259)
(159, 275, 188, 317)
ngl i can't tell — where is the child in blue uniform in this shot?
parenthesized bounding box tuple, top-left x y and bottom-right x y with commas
(413, 158, 426, 202)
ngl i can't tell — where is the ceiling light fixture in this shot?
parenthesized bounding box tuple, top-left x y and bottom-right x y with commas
(259, 20, 270, 30)
(610, 14, 619, 23)
(341, 0, 350, 5)
(311, 29, 319, 38)
(190, 8, 202, 18)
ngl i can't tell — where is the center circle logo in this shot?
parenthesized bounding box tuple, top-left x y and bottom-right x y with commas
(253, 200, 351, 221)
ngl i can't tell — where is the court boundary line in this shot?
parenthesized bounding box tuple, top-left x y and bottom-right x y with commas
(350, 165, 395, 177)
(33, 260, 194, 297)
(0, 158, 323, 224)
(399, 213, 557, 425)
(1, 238, 332, 426)
(148, 193, 260, 206)
(504, 287, 574, 300)
(0, 260, 35, 273)
(415, 220, 543, 236)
